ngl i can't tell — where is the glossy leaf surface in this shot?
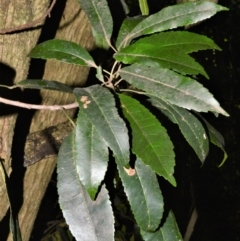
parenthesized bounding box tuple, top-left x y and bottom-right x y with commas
(120, 2, 228, 47)
(119, 64, 229, 116)
(120, 94, 176, 186)
(78, 0, 113, 49)
(115, 31, 221, 78)
(76, 112, 109, 199)
(151, 97, 209, 163)
(141, 211, 183, 241)
(57, 132, 114, 241)
(74, 85, 129, 166)
(17, 79, 73, 93)
(117, 158, 163, 231)
(29, 39, 96, 67)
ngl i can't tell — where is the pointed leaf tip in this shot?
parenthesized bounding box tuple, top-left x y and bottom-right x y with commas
(120, 64, 229, 116)
(29, 39, 96, 67)
(119, 94, 176, 186)
(121, 1, 228, 46)
(76, 112, 109, 199)
(57, 132, 114, 241)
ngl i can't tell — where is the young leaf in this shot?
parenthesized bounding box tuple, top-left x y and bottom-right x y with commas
(141, 211, 183, 241)
(119, 64, 229, 116)
(78, 0, 113, 49)
(119, 94, 176, 186)
(76, 111, 109, 199)
(57, 132, 114, 241)
(115, 31, 221, 78)
(29, 39, 97, 68)
(117, 157, 164, 232)
(116, 16, 146, 50)
(150, 97, 209, 163)
(74, 85, 130, 166)
(17, 79, 73, 93)
(119, 2, 228, 48)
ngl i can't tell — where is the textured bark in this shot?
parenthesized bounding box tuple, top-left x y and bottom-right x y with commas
(0, 0, 94, 240)
(0, 0, 51, 223)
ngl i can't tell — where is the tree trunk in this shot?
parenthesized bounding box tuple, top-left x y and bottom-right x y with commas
(0, 0, 94, 240)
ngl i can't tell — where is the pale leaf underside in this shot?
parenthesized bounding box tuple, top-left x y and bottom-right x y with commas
(119, 64, 229, 116)
(57, 132, 114, 241)
(74, 85, 130, 167)
(150, 97, 209, 162)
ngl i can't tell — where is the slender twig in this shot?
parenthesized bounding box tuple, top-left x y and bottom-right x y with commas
(0, 97, 78, 110)
(110, 61, 119, 79)
(0, 0, 57, 34)
(0, 84, 18, 89)
(114, 78, 123, 86)
(119, 89, 146, 95)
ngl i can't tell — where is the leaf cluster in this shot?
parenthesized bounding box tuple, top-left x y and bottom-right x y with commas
(18, 0, 229, 240)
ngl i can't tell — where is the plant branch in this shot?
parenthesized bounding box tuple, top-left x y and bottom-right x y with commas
(0, 97, 78, 110)
(119, 88, 146, 95)
(0, 84, 19, 89)
(0, 0, 57, 34)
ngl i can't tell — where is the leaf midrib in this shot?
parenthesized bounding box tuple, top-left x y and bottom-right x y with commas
(117, 52, 202, 73)
(124, 105, 172, 180)
(121, 68, 212, 108)
(71, 136, 99, 240)
(122, 7, 216, 47)
(92, 0, 111, 46)
(162, 99, 205, 159)
(86, 90, 128, 166)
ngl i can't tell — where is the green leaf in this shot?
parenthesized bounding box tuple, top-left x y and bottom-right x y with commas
(119, 2, 228, 48)
(117, 157, 164, 232)
(150, 97, 209, 163)
(96, 66, 104, 83)
(141, 211, 183, 241)
(75, 111, 109, 199)
(78, 0, 113, 49)
(116, 16, 146, 50)
(57, 132, 114, 241)
(198, 114, 227, 167)
(138, 0, 149, 15)
(74, 85, 130, 166)
(119, 94, 176, 186)
(29, 39, 96, 67)
(119, 64, 229, 116)
(115, 31, 221, 78)
(116, 48, 207, 78)
(17, 79, 73, 93)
